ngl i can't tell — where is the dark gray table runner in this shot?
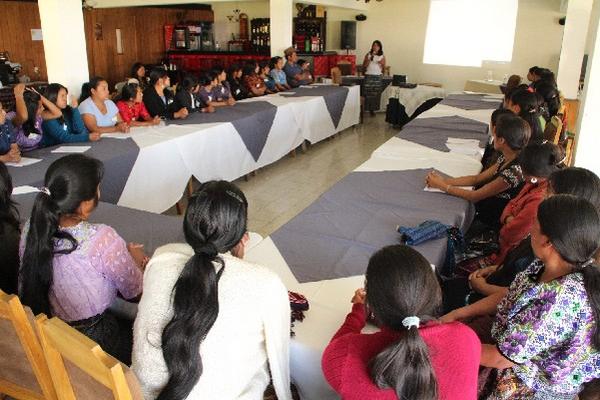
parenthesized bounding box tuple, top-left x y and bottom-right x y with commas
(8, 138, 140, 205)
(14, 193, 184, 255)
(282, 86, 350, 129)
(271, 169, 474, 282)
(440, 93, 502, 110)
(396, 116, 489, 152)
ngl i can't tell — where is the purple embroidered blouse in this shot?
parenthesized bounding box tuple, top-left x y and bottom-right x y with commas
(19, 221, 143, 322)
(6, 111, 44, 152)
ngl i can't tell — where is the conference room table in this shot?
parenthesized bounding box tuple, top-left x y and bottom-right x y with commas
(244, 92, 502, 400)
(7, 85, 360, 214)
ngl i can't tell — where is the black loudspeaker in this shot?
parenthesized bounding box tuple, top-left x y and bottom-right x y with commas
(341, 21, 356, 50)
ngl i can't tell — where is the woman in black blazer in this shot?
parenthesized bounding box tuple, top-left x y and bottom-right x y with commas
(143, 68, 188, 120)
(172, 74, 214, 114)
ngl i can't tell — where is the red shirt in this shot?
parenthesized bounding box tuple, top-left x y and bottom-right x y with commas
(116, 100, 151, 124)
(322, 304, 480, 400)
(495, 180, 548, 265)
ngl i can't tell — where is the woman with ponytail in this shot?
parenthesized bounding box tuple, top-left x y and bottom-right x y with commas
(19, 154, 146, 363)
(481, 195, 600, 399)
(322, 245, 481, 399)
(507, 87, 545, 143)
(132, 181, 291, 400)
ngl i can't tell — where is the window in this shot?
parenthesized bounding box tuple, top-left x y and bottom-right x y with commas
(423, 0, 519, 67)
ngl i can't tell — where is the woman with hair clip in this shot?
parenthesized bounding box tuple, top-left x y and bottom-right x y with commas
(142, 67, 188, 120)
(7, 83, 62, 151)
(0, 161, 20, 294)
(132, 181, 291, 400)
(426, 113, 530, 230)
(79, 77, 130, 134)
(116, 83, 161, 126)
(18, 154, 147, 364)
(322, 245, 481, 399)
(42, 83, 100, 146)
(480, 195, 600, 399)
(507, 86, 545, 143)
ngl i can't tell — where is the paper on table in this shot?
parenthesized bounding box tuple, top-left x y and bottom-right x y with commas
(51, 146, 91, 153)
(102, 133, 133, 139)
(424, 185, 473, 193)
(5, 157, 42, 167)
(12, 185, 40, 195)
(278, 92, 297, 95)
(446, 144, 481, 156)
(446, 137, 481, 145)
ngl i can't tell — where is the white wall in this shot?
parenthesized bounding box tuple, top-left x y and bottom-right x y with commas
(344, 0, 565, 91)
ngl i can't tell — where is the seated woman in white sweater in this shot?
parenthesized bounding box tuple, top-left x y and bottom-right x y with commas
(132, 181, 292, 400)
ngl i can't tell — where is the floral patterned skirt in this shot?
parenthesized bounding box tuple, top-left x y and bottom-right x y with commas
(480, 368, 535, 400)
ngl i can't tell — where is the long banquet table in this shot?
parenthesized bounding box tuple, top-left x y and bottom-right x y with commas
(8, 85, 360, 214)
(244, 92, 502, 400)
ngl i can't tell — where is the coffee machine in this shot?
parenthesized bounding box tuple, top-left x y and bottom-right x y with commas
(0, 52, 22, 86)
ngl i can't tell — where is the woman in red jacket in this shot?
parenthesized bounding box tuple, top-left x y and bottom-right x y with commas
(322, 245, 481, 400)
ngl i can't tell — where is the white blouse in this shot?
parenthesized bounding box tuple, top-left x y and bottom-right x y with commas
(365, 53, 384, 75)
(132, 243, 292, 400)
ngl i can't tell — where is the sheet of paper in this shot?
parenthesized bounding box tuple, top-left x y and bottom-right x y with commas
(5, 157, 42, 167)
(278, 92, 297, 95)
(424, 186, 473, 193)
(446, 137, 480, 145)
(50, 146, 91, 153)
(446, 143, 481, 156)
(12, 185, 40, 195)
(102, 133, 133, 139)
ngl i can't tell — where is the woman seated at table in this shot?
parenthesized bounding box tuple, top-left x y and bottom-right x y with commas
(506, 86, 545, 143)
(426, 113, 530, 230)
(7, 83, 62, 152)
(143, 67, 188, 121)
(0, 161, 20, 294)
(479, 195, 600, 399)
(172, 75, 214, 114)
(227, 64, 249, 101)
(242, 62, 267, 97)
(270, 56, 291, 91)
(534, 80, 562, 123)
(0, 101, 21, 164)
(42, 83, 100, 146)
(322, 244, 480, 400)
(132, 181, 291, 400)
(211, 67, 236, 106)
(129, 62, 148, 90)
(440, 167, 600, 341)
(79, 77, 129, 134)
(441, 143, 564, 313)
(116, 83, 161, 127)
(19, 154, 148, 364)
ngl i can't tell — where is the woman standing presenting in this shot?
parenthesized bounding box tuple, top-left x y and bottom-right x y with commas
(362, 40, 386, 115)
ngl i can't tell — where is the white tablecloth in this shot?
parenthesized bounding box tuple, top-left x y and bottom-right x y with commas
(380, 84, 446, 115)
(245, 95, 495, 400)
(116, 86, 360, 213)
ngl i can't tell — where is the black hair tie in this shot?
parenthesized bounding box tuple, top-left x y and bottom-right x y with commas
(194, 243, 218, 258)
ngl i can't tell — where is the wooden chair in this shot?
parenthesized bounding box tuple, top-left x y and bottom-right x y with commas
(543, 115, 563, 144)
(0, 290, 57, 400)
(35, 315, 143, 400)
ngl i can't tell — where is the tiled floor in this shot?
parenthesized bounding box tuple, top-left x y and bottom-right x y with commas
(167, 113, 396, 237)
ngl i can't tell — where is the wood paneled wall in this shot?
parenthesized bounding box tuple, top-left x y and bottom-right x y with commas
(84, 7, 213, 88)
(0, 1, 48, 81)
